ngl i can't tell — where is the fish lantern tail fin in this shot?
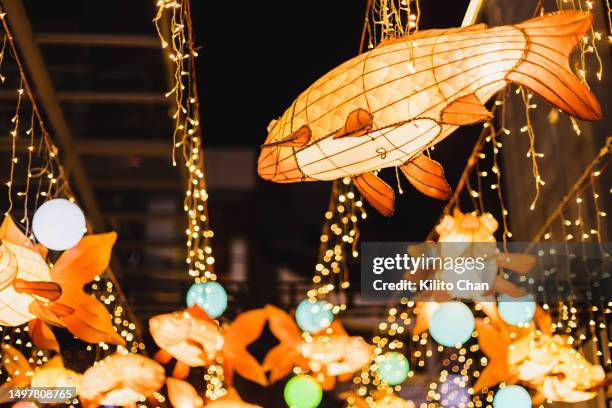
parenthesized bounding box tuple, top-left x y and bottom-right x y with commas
(507, 10, 601, 121)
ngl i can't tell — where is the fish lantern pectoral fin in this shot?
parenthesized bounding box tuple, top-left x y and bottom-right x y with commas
(400, 154, 452, 200)
(263, 125, 311, 148)
(352, 173, 395, 217)
(13, 279, 62, 301)
(440, 94, 492, 126)
(334, 108, 373, 139)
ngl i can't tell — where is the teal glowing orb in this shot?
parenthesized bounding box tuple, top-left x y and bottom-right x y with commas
(295, 300, 333, 333)
(493, 385, 531, 408)
(376, 352, 409, 385)
(429, 302, 475, 347)
(186, 281, 227, 318)
(284, 375, 322, 408)
(498, 294, 536, 326)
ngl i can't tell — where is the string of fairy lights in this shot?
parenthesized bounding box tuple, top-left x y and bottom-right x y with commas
(349, 0, 611, 407)
(155, 0, 227, 401)
(0, 4, 147, 400)
(154, 0, 216, 284)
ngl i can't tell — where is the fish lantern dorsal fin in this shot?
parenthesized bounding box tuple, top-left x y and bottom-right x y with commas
(441, 93, 493, 125)
(400, 154, 451, 200)
(264, 125, 312, 148)
(352, 173, 395, 217)
(334, 108, 373, 139)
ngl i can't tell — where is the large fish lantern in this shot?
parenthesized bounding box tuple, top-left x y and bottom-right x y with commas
(258, 11, 601, 215)
(0, 216, 124, 347)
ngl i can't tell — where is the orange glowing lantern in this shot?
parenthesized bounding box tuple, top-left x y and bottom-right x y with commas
(80, 353, 165, 407)
(475, 304, 606, 403)
(166, 379, 261, 408)
(258, 11, 601, 216)
(0, 216, 124, 347)
(150, 306, 268, 385)
(264, 305, 370, 389)
(0, 345, 80, 403)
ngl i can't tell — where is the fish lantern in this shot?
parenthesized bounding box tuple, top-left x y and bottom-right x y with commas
(376, 352, 409, 385)
(295, 299, 334, 333)
(149, 307, 225, 377)
(31, 363, 81, 391)
(80, 353, 165, 407)
(492, 385, 531, 408)
(510, 334, 606, 402)
(257, 11, 601, 216)
(11, 403, 38, 408)
(497, 294, 536, 326)
(166, 379, 261, 408)
(150, 306, 268, 385)
(0, 216, 124, 347)
(0, 346, 80, 404)
(475, 304, 606, 402)
(264, 305, 370, 389)
(32, 199, 86, 251)
(166, 378, 203, 408)
(284, 375, 322, 408)
(435, 209, 498, 245)
(186, 281, 227, 318)
(428, 302, 474, 347)
(431, 209, 536, 301)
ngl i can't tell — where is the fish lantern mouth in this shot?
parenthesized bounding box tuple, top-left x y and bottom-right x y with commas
(257, 146, 278, 181)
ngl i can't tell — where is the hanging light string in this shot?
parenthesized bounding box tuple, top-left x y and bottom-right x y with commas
(528, 138, 610, 244)
(307, 177, 364, 309)
(154, 0, 227, 401)
(154, 0, 216, 284)
(0, 8, 144, 361)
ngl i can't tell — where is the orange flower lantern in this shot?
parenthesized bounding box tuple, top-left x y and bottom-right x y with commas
(258, 11, 601, 216)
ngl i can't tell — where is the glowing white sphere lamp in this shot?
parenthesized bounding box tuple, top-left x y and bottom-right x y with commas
(32, 199, 86, 251)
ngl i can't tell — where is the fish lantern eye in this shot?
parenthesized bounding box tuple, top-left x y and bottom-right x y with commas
(428, 302, 475, 347)
(32, 199, 86, 251)
(295, 299, 334, 333)
(186, 281, 227, 318)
